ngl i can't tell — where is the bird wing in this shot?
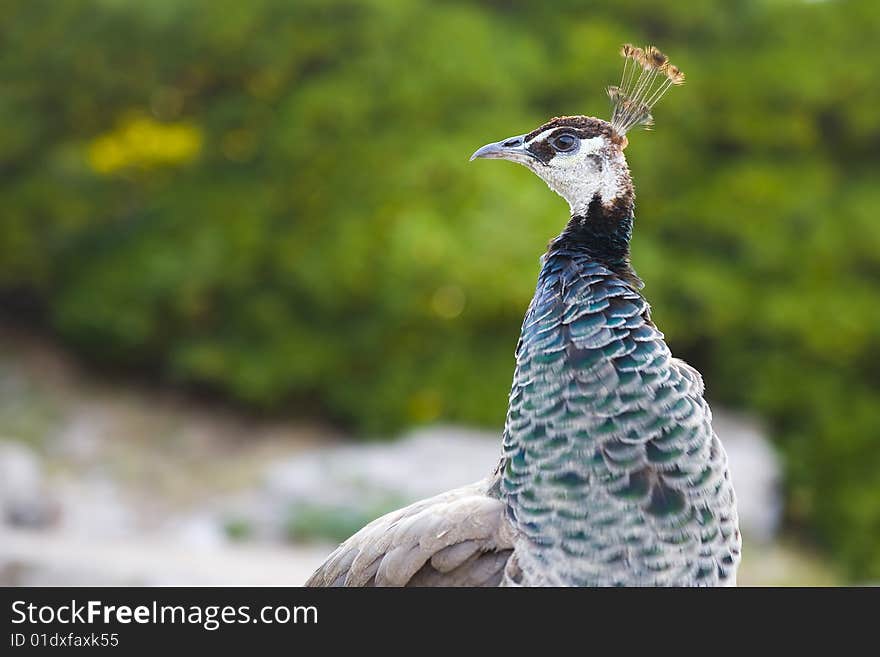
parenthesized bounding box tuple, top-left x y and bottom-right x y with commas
(304, 479, 515, 587)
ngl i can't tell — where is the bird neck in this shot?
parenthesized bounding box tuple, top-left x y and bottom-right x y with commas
(548, 193, 641, 289)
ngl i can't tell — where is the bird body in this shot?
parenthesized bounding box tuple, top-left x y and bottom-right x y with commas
(499, 245, 738, 586)
(307, 46, 740, 587)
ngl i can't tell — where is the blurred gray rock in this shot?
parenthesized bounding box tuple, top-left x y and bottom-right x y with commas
(713, 412, 782, 542)
(54, 476, 135, 539)
(265, 425, 497, 505)
(0, 440, 57, 528)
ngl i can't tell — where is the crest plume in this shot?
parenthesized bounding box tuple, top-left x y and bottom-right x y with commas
(608, 44, 684, 136)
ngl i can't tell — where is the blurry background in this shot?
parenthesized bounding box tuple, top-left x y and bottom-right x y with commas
(0, 0, 877, 585)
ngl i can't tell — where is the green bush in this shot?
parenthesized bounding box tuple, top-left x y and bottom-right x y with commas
(1, 0, 879, 578)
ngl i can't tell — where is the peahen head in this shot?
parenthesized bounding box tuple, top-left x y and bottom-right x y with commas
(470, 116, 631, 217)
(470, 45, 684, 219)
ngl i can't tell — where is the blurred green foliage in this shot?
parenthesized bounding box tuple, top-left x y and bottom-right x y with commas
(1, 0, 879, 578)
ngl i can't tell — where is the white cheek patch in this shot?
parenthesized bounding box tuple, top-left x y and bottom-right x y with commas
(531, 136, 627, 216)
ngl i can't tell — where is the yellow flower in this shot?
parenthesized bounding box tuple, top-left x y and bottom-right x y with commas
(87, 114, 202, 174)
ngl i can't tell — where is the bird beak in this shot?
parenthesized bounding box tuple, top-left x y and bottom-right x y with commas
(469, 134, 533, 164)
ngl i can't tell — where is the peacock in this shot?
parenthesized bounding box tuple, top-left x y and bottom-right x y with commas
(306, 45, 740, 587)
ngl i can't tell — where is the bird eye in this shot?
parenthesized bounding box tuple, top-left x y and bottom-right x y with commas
(550, 133, 578, 153)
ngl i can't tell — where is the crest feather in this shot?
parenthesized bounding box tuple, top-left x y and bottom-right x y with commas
(608, 44, 684, 136)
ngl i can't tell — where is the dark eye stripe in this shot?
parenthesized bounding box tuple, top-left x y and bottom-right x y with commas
(526, 139, 555, 164)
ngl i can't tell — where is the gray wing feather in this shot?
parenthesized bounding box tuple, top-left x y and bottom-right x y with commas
(305, 479, 515, 587)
